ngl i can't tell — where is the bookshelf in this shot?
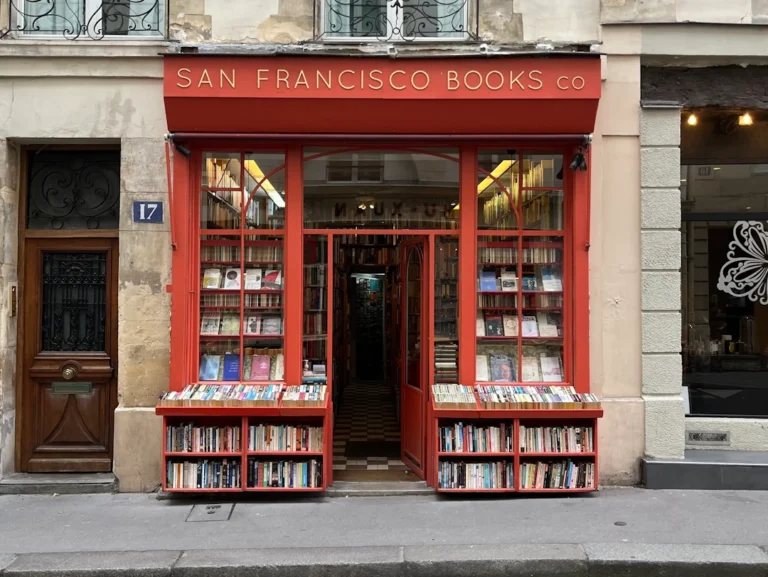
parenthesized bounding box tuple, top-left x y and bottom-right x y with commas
(431, 385, 601, 493)
(157, 386, 330, 493)
(434, 237, 459, 385)
(303, 236, 329, 388)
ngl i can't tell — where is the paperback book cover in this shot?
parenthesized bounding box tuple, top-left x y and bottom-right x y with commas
(540, 266, 563, 292)
(223, 267, 241, 290)
(521, 315, 539, 338)
(270, 354, 285, 380)
(249, 355, 271, 380)
(222, 353, 240, 381)
(540, 355, 563, 382)
(263, 269, 283, 290)
(521, 357, 542, 382)
(490, 354, 515, 382)
(522, 275, 538, 292)
(476, 354, 490, 381)
(200, 312, 221, 335)
(479, 270, 498, 292)
(485, 314, 504, 337)
(536, 312, 560, 338)
(502, 314, 518, 337)
(245, 315, 262, 335)
(202, 268, 222, 289)
(219, 313, 240, 335)
(500, 269, 517, 292)
(199, 354, 222, 381)
(245, 268, 263, 290)
(261, 316, 282, 335)
(476, 312, 486, 337)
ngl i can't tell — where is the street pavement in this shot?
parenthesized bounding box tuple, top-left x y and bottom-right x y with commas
(0, 488, 767, 575)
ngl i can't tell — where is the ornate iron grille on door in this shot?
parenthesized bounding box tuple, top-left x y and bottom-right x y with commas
(41, 252, 107, 352)
(27, 151, 120, 230)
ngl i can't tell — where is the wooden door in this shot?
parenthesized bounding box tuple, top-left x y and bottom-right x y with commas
(19, 238, 118, 472)
(401, 238, 429, 477)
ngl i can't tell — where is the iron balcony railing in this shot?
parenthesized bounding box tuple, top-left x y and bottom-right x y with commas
(2, 0, 165, 40)
(315, 0, 478, 42)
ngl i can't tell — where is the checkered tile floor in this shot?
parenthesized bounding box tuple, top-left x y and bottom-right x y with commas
(333, 380, 407, 471)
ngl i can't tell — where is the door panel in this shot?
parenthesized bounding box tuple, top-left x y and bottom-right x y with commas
(21, 239, 118, 473)
(401, 239, 428, 477)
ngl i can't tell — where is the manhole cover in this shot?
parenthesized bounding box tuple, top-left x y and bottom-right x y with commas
(186, 503, 235, 522)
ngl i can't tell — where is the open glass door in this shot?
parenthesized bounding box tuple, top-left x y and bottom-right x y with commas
(401, 238, 428, 477)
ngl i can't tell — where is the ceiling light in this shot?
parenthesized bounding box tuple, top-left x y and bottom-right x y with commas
(713, 167, 721, 171)
(687, 114, 698, 126)
(681, 179, 687, 183)
(454, 159, 516, 211)
(244, 159, 285, 208)
(358, 203, 366, 210)
(369, 204, 375, 209)
(739, 113, 754, 126)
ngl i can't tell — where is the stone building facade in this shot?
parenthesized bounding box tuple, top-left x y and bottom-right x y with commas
(0, 0, 766, 491)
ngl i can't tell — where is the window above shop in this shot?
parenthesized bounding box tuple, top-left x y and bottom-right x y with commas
(318, 0, 475, 42)
(6, 0, 165, 40)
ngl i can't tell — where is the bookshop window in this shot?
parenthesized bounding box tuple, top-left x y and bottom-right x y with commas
(303, 148, 459, 229)
(476, 149, 566, 384)
(199, 152, 286, 383)
(681, 163, 768, 417)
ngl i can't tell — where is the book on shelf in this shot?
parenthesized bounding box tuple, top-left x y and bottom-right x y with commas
(479, 270, 498, 292)
(249, 355, 271, 380)
(540, 355, 564, 382)
(500, 269, 517, 292)
(166, 459, 241, 489)
(474, 385, 601, 410)
(431, 384, 476, 408)
(244, 268, 263, 290)
(484, 314, 504, 337)
(247, 459, 322, 489)
(282, 384, 326, 407)
(167, 424, 241, 453)
(434, 342, 458, 384)
(540, 266, 562, 292)
(248, 424, 323, 452)
(198, 355, 222, 381)
(223, 267, 241, 290)
(270, 353, 285, 380)
(489, 353, 516, 382)
(438, 422, 513, 453)
(245, 315, 262, 335)
(521, 356, 542, 382)
(520, 460, 594, 490)
(502, 314, 518, 337)
(520, 426, 594, 454)
(521, 315, 539, 338)
(200, 312, 221, 335)
(221, 353, 240, 381)
(476, 312, 486, 337)
(159, 383, 283, 407)
(202, 268, 222, 289)
(438, 461, 514, 490)
(476, 354, 490, 382)
(262, 269, 282, 290)
(536, 312, 560, 338)
(218, 313, 240, 336)
(260, 316, 282, 335)
(522, 275, 538, 292)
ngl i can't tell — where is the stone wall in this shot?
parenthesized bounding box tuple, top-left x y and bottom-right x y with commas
(602, 0, 768, 25)
(0, 138, 19, 479)
(639, 105, 684, 459)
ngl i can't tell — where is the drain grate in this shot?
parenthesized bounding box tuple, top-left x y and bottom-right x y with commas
(186, 503, 235, 522)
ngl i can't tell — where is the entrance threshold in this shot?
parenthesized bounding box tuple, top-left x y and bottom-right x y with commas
(327, 480, 432, 497)
(0, 473, 117, 495)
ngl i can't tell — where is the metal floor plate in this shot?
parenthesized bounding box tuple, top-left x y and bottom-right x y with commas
(186, 503, 235, 522)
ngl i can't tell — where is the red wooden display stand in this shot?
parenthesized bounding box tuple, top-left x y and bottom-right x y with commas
(156, 396, 332, 493)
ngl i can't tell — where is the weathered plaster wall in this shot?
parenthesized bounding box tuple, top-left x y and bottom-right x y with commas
(0, 138, 19, 480)
(0, 46, 168, 489)
(590, 27, 645, 485)
(602, 0, 768, 25)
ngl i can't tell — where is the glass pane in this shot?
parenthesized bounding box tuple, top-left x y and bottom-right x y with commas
(303, 235, 329, 385)
(434, 237, 458, 384)
(244, 153, 286, 231)
(521, 153, 564, 231)
(27, 151, 120, 230)
(21, 0, 86, 34)
(304, 149, 459, 230)
(477, 237, 519, 382)
(324, 0, 386, 38)
(477, 150, 518, 230)
(98, 0, 163, 36)
(201, 153, 243, 230)
(406, 247, 422, 389)
(41, 252, 107, 352)
(402, 0, 466, 39)
(522, 153, 563, 188)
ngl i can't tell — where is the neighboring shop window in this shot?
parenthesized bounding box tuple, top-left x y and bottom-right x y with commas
(475, 150, 568, 385)
(681, 163, 768, 417)
(198, 152, 287, 384)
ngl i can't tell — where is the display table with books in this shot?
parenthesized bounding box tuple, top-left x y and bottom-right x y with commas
(430, 384, 602, 493)
(156, 384, 330, 492)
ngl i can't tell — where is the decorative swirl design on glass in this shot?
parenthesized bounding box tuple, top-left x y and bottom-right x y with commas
(717, 221, 768, 305)
(3, 0, 162, 40)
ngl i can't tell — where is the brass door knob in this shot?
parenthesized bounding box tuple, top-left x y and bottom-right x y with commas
(62, 367, 76, 380)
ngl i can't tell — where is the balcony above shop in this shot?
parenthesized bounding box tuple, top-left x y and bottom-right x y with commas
(314, 0, 478, 42)
(2, 0, 166, 40)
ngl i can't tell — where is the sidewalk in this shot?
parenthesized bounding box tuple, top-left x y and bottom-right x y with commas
(1, 488, 767, 575)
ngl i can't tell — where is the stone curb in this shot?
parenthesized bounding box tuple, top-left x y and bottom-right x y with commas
(1, 544, 767, 577)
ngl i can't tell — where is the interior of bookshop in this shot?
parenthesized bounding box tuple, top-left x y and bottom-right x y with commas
(157, 147, 602, 494)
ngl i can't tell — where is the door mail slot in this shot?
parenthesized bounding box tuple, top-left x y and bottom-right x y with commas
(51, 382, 93, 395)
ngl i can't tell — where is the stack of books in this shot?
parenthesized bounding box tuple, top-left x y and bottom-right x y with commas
(281, 385, 326, 407)
(159, 384, 282, 407)
(434, 342, 458, 384)
(431, 384, 476, 409)
(474, 385, 600, 410)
